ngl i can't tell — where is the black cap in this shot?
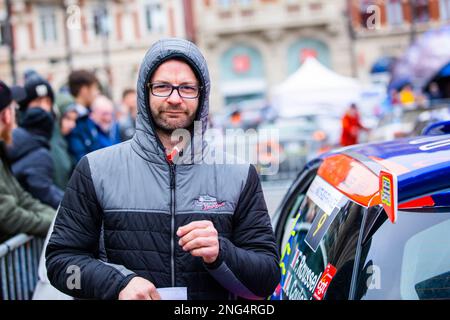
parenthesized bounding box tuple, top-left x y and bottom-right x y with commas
(17, 74, 55, 110)
(0, 80, 26, 112)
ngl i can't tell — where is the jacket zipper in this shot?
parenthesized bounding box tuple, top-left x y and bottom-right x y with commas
(169, 163, 176, 287)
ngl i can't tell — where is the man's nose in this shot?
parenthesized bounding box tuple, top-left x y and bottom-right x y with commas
(167, 88, 183, 104)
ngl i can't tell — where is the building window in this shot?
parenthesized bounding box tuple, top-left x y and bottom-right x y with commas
(39, 8, 58, 43)
(239, 0, 252, 7)
(386, 0, 403, 26)
(0, 22, 6, 46)
(218, 0, 232, 10)
(93, 7, 110, 36)
(145, 1, 165, 33)
(440, 0, 450, 20)
(413, 0, 430, 23)
(287, 39, 330, 75)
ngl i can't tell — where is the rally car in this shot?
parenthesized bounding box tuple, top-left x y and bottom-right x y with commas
(270, 121, 450, 300)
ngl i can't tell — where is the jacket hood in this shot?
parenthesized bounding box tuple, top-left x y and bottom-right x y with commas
(7, 126, 49, 163)
(132, 38, 210, 165)
(20, 107, 55, 140)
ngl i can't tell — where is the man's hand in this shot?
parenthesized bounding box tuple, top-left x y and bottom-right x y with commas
(118, 277, 161, 300)
(177, 220, 219, 264)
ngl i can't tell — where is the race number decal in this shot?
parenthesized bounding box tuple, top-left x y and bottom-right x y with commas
(304, 207, 339, 252)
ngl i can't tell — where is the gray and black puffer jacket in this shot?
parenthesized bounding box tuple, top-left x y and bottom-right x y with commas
(46, 38, 280, 300)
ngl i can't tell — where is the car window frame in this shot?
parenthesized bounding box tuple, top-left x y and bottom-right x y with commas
(273, 159, 322, 252)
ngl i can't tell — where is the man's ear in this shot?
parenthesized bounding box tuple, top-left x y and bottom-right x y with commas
(2, 107, 12, 125)
(0, 107, 8, 123)
(78, 85, 88, 99)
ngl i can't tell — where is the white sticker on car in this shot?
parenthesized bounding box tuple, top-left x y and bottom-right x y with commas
(306, 176, 346, 216)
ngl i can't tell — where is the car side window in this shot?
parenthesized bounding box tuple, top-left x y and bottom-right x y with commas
(275, 165, 320, 252)
(355, 209, 450, 300)
(275, 176, 365, 300)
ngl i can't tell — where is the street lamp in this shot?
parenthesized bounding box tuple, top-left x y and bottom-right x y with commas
(4, 0, 17, 84)
(95, 0, 112, 97)
(346, 0, 358, 78)
(62, 0, 74, 72)
(409, 0, 417, 45)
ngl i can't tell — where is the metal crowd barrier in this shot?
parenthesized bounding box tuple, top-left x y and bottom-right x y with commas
(0, 234, 44, 300)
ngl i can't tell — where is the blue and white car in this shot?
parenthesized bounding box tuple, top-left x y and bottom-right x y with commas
(271, 121, 450, 300)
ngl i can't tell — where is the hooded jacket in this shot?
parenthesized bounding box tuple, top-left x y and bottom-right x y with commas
(7, 108, 64, 209)
(46, 38, 280, 300)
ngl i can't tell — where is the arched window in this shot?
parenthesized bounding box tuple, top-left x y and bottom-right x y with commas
(287, 39, 330, 75)
(220, 45, 264, 81)
(219, 45, 266, 107)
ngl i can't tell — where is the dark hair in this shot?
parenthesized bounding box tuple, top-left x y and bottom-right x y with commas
(68, 70, 98, 98)
(122, 88, 136, 100)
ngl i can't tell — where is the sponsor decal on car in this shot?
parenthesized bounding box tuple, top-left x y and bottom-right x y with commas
(379, 170, 398, 223)
(304, 207, 339, 252)
(313, 263, 337, 300)
(282, 247, 323, 300)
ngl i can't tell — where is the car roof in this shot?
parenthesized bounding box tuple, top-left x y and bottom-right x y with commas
(320, 134, 450, 207)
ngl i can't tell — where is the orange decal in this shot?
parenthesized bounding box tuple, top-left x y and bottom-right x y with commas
(318, 155, 379, 207)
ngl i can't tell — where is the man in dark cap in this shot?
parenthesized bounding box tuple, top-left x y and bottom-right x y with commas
(18, 74, 55, 112)
(7, 75, 64, 209)
(0, 80, 55, 243)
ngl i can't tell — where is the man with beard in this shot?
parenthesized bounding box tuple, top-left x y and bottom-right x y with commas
(46, 38, 280, 300)
(7, 76, 64, 209)
(0, 80, 55, 243)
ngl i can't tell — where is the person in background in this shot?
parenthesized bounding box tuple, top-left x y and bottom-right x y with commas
(7, 76, 64, 210)
(0, 80, 55, 243)
(230, 109, 242, 128)
(67, 95, 121, 163)
(340, 103, 369, 147)
(118, 88, 137, 141)
(399, 84, 415, 107)
(67, 70, 99, 163)
(427, 82, 443, 102)
(50, 93, 78, 190)
(68, 70, 99, 117)
(66, 70, 100, 163)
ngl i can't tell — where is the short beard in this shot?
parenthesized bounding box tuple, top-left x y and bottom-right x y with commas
(152, 117, 195, 135)
(151, 108, 196, 135)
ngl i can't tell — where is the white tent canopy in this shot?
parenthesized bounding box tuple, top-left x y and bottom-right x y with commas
(272, 57, 362, 118)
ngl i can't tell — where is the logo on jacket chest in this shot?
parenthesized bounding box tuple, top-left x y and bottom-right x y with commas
(195, 195, 225, 211)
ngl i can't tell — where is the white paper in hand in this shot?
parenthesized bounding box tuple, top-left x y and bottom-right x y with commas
(157, 287, 187, 300)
